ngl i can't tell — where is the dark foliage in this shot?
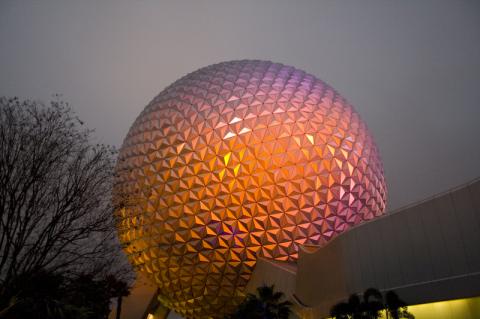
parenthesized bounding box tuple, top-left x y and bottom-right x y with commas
(330, 288, 414, 319)
(385, 291, 414, 319)
(227, 285, 292, 319)
(0, 269, 129, 319)
(362, 288, 384, 319)
(0, 97, 133, 318)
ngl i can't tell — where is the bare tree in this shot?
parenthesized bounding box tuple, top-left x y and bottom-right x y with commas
(0, 96, 131, 291)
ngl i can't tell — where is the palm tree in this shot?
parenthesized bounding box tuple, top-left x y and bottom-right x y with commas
(105, 275, 130, 319)
(330, 289, 414, 319)
(329, 293, 362, 319)
(330, 299, 352, 319)
(384, 291, 414, 319)
(228, 285, 292, 319)
(361, 288, 383, 319)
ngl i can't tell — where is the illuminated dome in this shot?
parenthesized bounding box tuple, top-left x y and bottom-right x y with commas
(114, 60, 387, 318)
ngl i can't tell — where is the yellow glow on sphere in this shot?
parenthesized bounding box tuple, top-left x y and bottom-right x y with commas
(114, 60, 387, 318)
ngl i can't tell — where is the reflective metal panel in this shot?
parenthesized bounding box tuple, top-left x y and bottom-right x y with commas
(114, 60, 387, 318)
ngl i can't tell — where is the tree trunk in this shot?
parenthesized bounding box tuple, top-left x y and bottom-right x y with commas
(116, 296, 123, 319)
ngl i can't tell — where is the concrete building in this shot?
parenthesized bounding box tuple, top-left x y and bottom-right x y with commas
(247, 178, 480, 318)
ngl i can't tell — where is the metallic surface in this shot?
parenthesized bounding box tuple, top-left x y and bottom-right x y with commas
(113, 60, 387, 318)
(244, 178, 480, 319)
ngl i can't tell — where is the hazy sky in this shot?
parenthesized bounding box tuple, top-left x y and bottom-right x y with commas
(1, 0, 479, 212)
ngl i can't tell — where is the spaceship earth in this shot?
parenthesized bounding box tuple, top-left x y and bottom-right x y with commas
(113, 60, 387, 318)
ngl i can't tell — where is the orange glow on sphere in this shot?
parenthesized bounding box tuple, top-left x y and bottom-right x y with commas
(114, 60, 387, 318)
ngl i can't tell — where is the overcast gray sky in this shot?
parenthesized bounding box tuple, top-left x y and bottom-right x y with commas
(1, 0, 479, 212)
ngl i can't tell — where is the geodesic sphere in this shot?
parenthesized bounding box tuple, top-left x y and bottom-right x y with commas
(113, 60, 387, 319)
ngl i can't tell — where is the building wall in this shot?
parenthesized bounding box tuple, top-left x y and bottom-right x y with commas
(246, 258, 297, 297)
(109, 273, 158, 319)
(125, 179, 480, 318)
(408, 295, 480, 319)
(246, 258, 302, 319)
(294, 178, 480, 316)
